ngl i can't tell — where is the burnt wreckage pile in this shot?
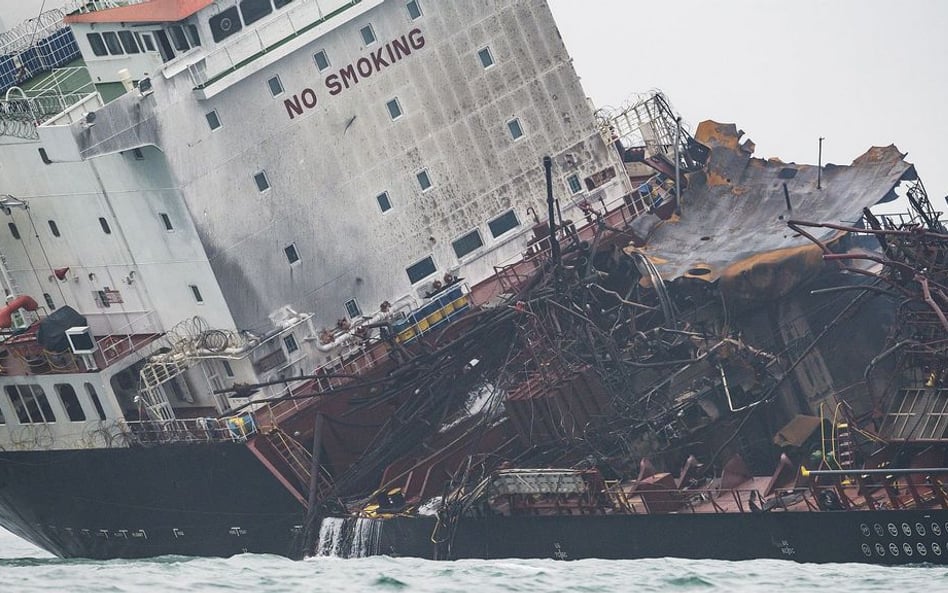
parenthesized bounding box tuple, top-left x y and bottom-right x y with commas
(231, 115, 941, 556)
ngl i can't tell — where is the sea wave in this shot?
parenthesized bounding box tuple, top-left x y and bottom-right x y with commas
(3, 529, 947, 592)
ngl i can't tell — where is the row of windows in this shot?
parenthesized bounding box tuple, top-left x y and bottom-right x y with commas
(404, 209, 521, 284)
(87, 24, 200, 58)
(8, 213, 176, 242)
(87, 30, 154, 57)
(274, 207, 518, 281)
(0, 383, 106, 425)
(8, 217, 111, 240)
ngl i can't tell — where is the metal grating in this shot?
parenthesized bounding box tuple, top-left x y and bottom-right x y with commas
(879, 387, 948, 440)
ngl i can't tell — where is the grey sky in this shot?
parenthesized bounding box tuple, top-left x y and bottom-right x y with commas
(3, 0, 946, 205)
(549, 0, 948, 210)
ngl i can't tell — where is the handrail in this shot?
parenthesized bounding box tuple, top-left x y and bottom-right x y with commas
(120, 414, 257, 446)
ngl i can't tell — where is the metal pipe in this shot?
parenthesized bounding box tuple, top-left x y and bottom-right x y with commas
(543, 156, 560, 265)
(674, 116, 681, 212)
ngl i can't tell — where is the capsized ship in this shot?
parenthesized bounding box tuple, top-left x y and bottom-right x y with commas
(0, 0, 946, 565)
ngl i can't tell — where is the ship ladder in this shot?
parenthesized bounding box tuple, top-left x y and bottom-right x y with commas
(267, 429, 334, 505)
(835, 422, 855, 474)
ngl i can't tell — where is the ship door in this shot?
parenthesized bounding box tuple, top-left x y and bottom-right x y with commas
(202, 362, 230, 413)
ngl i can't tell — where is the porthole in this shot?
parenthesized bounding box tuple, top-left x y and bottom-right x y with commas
(916, 523, 926, 536)
(861, 543, 872, 557)
(933, 523, 942, 536)
(917, 542, 927, 556)
(875, 543, 885, 556)
(889, 542, 899, 556)
(888, 523, 898, 536)
(860, 523, 870, 537)
(901, 522, 912, 537)
(933, 543, 943, 556)
(874, 523, 884, 537)
(903, 542, 913, 556)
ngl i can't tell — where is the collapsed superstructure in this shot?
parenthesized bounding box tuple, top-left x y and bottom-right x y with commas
(267, 113, 944, 558)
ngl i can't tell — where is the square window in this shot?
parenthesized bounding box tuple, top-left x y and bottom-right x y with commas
(190, 284, 204, 303)
(221, 360, 235, 377)
(386, 97, 402, 120)
(206, 110, 222, 130)
(186, 24, 201, 47)
(44, 293, 55, 310)
(488, 210, 520, 238)
(345, 298, 362, 318)
(87, 33, 107, 57)
(169, 25, 190, 51)
(452, 229, 483, 259)
(416, 169, 432, 191)
(240, 0, 273, 26)
(406, 0, 422, 20)
(283, 334, 299, 353)
(8, 223, 19, 240)
(118, 30, 140, 54)
(360, 24, 376, 45)
(160, 213, 174, 231)
(567, 174, 583, 194)
(313, 50, 330, 71)
(141, 33, 156, 52)
(267, 75, 284, 97)
(103, 32, 123, 55)
(132, 148, 145, 160)
(406, 256, 436, 284)
(48, 220, 60, 237)
(284, 243, 300, 265)
(376, 191, 392, 213)
(99, 217, 112, 234)
(507, 118, 524, 140)
(477, 47, 494, 69)
(254, 171, 270, 192)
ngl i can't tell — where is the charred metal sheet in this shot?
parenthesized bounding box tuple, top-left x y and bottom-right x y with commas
(626, 121, 914, 301)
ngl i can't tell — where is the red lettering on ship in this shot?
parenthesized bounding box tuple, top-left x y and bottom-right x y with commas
(284, 87, 318, 119)
(285, 28, 427, 118)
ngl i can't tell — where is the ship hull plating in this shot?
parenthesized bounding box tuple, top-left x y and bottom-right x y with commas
(0, 443, 304, 559)
(367, 511, 948, 565)
(4, 443, 948, 565)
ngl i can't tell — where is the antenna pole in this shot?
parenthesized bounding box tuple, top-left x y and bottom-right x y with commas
(817, 137, 824, 190)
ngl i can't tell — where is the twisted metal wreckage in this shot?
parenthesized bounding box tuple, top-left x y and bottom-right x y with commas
(173, 94, 947, 558)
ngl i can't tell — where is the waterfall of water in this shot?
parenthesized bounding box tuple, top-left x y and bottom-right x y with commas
(314, 517, 382, 558)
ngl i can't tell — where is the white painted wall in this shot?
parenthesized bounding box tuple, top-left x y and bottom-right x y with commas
(0, 141, 236, 334)
(134, 0, 629, 335)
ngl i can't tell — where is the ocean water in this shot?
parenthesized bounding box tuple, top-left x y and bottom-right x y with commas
(2, 528, 946, 593)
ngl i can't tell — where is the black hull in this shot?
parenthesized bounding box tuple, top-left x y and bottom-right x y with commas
(0, 443, 304, 559)
(4, 444, 948, 565)
(366, 510, 948, 565)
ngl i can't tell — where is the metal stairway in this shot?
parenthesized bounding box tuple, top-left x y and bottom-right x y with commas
(245, 428, 334, 508)
(835, 422, 855, 470)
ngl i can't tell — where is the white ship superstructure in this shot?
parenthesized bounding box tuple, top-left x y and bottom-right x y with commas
(0, 0, 635, 451)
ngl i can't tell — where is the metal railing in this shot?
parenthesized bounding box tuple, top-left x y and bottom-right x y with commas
(187, 0, 366, 89)
(119, 414, 258, 446)
(93, 310, 163, 366)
